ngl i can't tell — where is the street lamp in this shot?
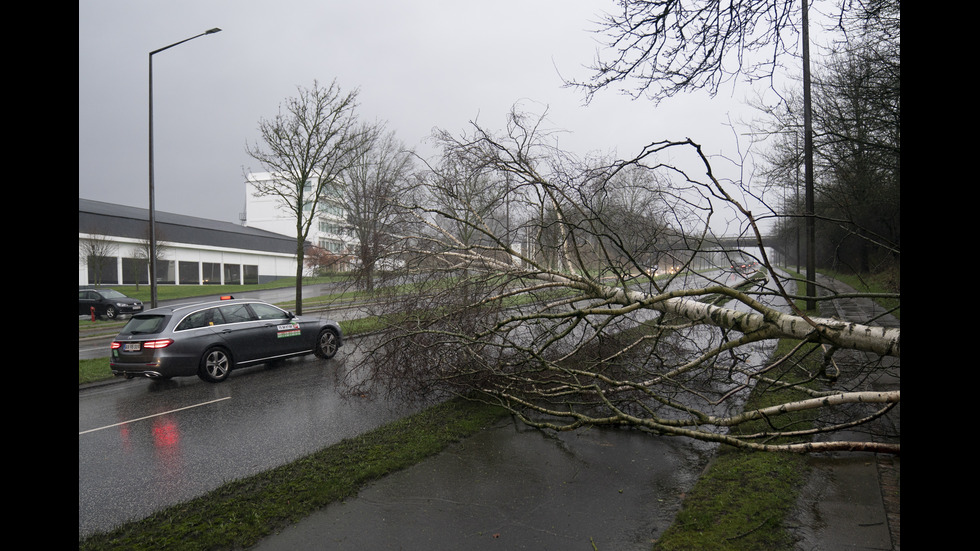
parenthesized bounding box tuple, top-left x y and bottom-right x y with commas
(148, 28, 221, 308)
(801, 1, 816, 311)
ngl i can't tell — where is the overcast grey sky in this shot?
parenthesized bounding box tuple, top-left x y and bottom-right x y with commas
(79, 0, 775, 231)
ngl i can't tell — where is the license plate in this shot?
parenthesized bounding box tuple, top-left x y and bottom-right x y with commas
(123, 343, 141, 352)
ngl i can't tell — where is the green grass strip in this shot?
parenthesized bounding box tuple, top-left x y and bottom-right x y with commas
(653, 447, 809, 550)
(652, 268, 837, 550)
(653, 338, 819, 550)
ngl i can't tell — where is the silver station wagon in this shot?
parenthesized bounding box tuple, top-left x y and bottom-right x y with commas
(110, 297, 343, 383)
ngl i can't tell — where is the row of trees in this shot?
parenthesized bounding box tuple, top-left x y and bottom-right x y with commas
(754, 1, 900, 280)
(244, 81, 416, 312)
(242, 0, 899, 453)
(79, 231, 168, 288)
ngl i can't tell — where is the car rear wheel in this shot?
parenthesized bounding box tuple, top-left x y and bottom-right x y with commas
(313, 328, 339, 359)
(199, 347, 233, 383)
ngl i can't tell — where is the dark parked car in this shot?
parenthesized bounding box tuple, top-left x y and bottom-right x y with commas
(79, 288, 144, 319)
(110, 298, 343, 383)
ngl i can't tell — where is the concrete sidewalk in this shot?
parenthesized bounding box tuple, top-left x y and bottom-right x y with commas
(786, 275, 900, 550)
(253, 419, 716, 550)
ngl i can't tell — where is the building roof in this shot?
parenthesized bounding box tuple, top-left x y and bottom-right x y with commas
(79, 198, 296, 255)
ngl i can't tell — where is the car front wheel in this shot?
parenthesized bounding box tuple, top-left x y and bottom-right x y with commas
(104, 305, 117, 319)
(314, 328, 339, 359)
(199, 347, 233, 383)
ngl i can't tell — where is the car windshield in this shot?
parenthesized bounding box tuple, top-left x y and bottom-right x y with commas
(100, 289, 128, 299)
(121, 314, 168, 334)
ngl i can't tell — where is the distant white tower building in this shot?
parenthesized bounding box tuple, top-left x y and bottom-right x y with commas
(243, 172, 357, 272)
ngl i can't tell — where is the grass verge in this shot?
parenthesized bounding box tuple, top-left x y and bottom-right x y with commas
(79, 357, 114, 385)
(79, 397, 509, 550)
(653, 268, 899, 549)
(652, 338, 820, 550)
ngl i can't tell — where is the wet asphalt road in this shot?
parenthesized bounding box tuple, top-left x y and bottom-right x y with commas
(78, 339, 421, 538)
(78, 283, 390, 538)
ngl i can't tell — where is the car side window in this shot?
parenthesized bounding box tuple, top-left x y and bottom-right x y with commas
(250, 303, 289, 321)
(218, 304, 255, 324)
(176, 308, 225, 331)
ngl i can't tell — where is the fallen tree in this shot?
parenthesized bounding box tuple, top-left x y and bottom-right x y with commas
(351, 109, 899, 454)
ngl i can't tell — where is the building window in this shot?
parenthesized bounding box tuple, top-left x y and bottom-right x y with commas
(202, 262, 221, 284)
(155, 260, 176, 285)
(122, 258, 149, 285)
(318, 238, 345, 253)
(244, 265, 259, 285)
(224, 264, 241, 285)
(319, 220, 346, 235)
(179, 261, 199, 285)
(319, 203, 343, 217)
(87, 255, 118, 285)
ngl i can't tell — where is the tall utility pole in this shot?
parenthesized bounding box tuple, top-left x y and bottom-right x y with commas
(795, 131, 801, 275)
(801, 1, 816, 311)
(148, 28, 221, 308)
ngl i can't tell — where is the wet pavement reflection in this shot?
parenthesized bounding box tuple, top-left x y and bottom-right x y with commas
(78, 349, 421, 538)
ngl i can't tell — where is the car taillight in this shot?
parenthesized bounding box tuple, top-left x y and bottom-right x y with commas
(143, 339, 174, 349)
(110, 342, 121, 350)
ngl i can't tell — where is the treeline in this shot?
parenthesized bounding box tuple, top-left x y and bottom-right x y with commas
(762, 1, 899, 285)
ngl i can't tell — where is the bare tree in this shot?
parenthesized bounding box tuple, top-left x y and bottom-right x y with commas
(579, 0, 900, 303)
(809, 44, 899, 274)
(355, 108, 899, 454)
(340, 124, 416, 290)
(573, 0, 896, 103)
(749, 8, 899, 278)
(79, 230, 118, 286)
(132, 231, 171, 289)
(574, 0, 801, 104)
(245, 79, 370, 314)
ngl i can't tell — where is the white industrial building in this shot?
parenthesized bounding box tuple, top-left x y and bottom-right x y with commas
(78, 198, 298, 286)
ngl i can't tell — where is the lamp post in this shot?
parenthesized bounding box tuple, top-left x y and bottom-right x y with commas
(801, 0, 816, 311)
(148, 28, 221, 308)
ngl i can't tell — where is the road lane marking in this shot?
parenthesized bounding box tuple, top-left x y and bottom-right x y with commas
(78, 397, 231, 435)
